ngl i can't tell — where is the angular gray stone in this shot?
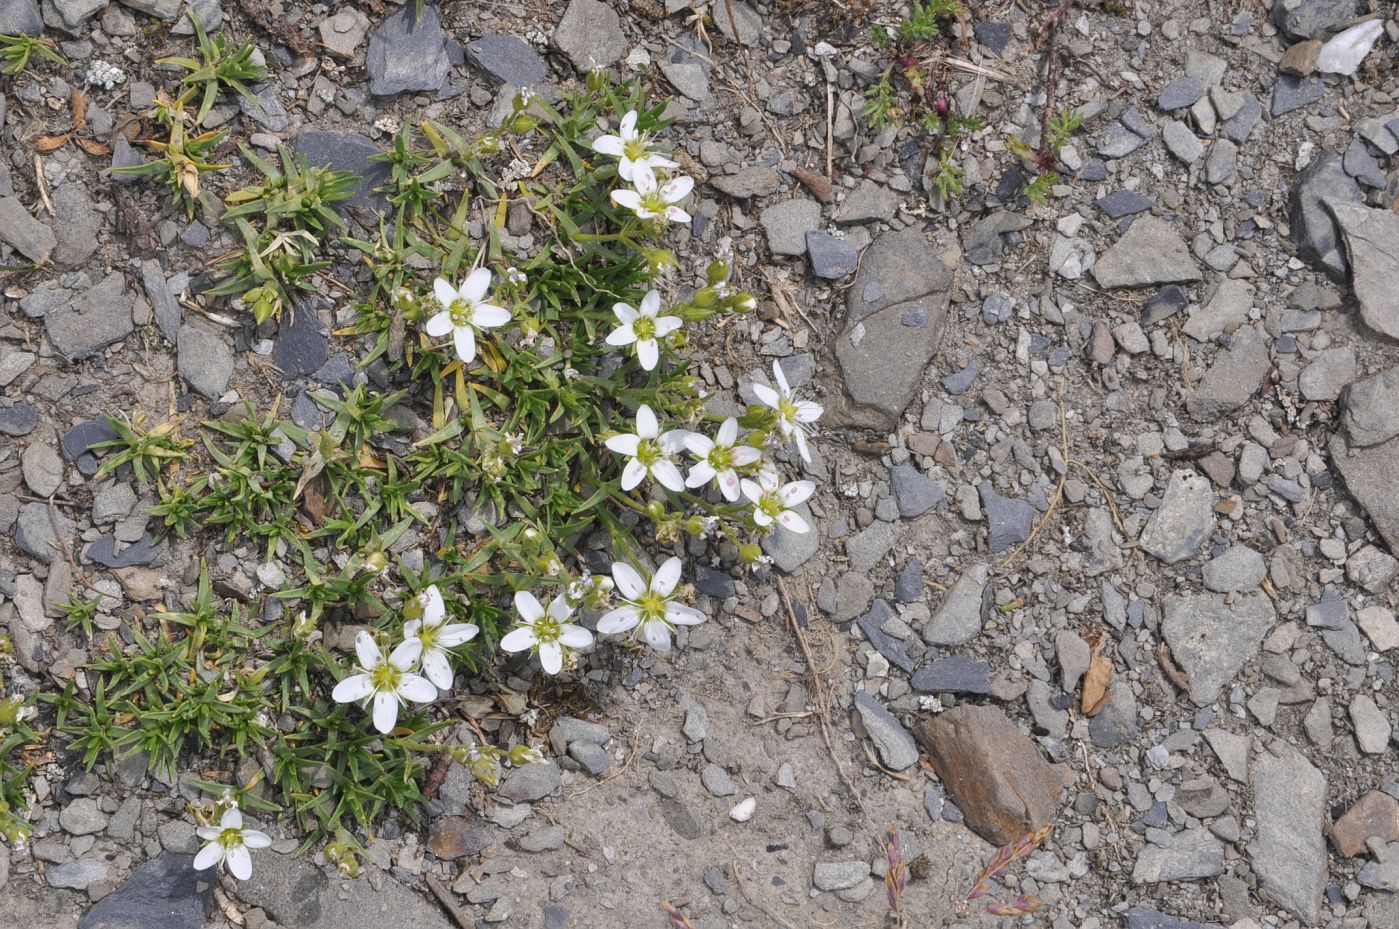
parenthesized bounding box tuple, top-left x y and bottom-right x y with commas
(1185, 325, 1271, 418)
(239, 853, 452, 929)
(1201, 545, 1266, 592)
(761, 510, 818, 573)
(1162, 593, 1275, 706)
(1272, 0, 1360, 40)
(710, 166, 777, 199)
(15, 500, 69, 563)
(1289, 151, 1363, 281)
(553, 716, 610, 746)
(552, 0, 626, 72)
(890, 463, 944, 518)
(47, 858, 111, 891)
(851, 692, 918, 771)
(79, 852, 208, 929)
(239, 83, 289, 132)
(979, 483, 1032, 553)
(1299, 346, 1355, 401)
(1124, 907, 1224, 929)
(367, 4, 451, 96)
(1328, 202, 1399, 340)
(1184, 278, 1253, 342)
(806, 231, 858, 279)
(21, 441, 63, 498)
(140, 260, 182, 344)
(467, 34, 547, 87)
(1158, 77, 1202, 111)
(856, 600, 917, 673)
(1162, 120, 1204, 164)
(49, 183, 100, 270)
(812, 860, 869, 892)
(1271, 74, 1324, 116)
(1250, 740, 1326, 925)
(1139, 470, 1215, 564)
(498, 761, 561, 802)
(1349, 694, 1392, 754)
(0, 0, 43, 34)
(1331, 431, 1399, 555)
(44, 272, 135, 360)
(833, 181, 898, 224)
(923, 563, 990, 646)
(1092, 217, 1200, 289)
(1204, 139, 1237, 185)
(910, 656, 992, 694)
(700, 763, 736, 797)
(317, 7, 370, 58)
(178, 317, 234, 399)
(759, 198, 821, 257)
(295, 130, 392, 214)
(0, 195, 56, 264)
(1344, 364, 1399, 447)
(567, 740, 609, 776)
(1130, 830, 1225, 883)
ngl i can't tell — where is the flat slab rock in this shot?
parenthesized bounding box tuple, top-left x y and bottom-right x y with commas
(1250, 740, 1327, 925)
(78, 852, 208, 929)
(239, 853, 452, 929)
(914, 704, 1073, 845)
(1162, 593, 1275, 706)
(1091, 216, 1200, 289)
(1330, 431, 1399, 554)
(1328, 201, 1399, 340)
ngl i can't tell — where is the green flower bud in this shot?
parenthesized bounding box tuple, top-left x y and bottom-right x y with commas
(706, 260, 729, 285)
(645, 500, 665, 521)
(739, 542, 763, 563)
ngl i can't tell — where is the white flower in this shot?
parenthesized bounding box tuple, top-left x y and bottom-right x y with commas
(331, 631, 438, 734)
(752, 360, 823, 463)
(740, 470, 816, 534)
(606, 290, 683, 371)
(604, 404, 687, 493)
(194, 806, 271, 881)
(610, 171, 694, 224)
(500, 591, 594, 675)
(596, 557, 706, 653)
(592, 110, 678, 188)
(423, 268, 512, 364)
(404, 585, 480, 691)
(684, 418, 763, 502)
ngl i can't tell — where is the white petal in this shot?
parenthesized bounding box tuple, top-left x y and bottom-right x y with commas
(771, 360, 791, 394)
(795, 400, 823, 423)
(757, 469, 781, 492)
(636, 339, 659, 371)
(664, 206, 691, 223)
(632, 170, 657, 195)
(558, 624, 594, 648)
(453, 327, 477, 364)
(196, 826, 221, 840)
(354, 631, 381, 671)
(419, 585, 446, 624)
(781, 480, 816, 506)
(718, 470, 741, 501)
(547, 596, 575, 622)
(460, 267, 491, 303)
(751, 383, 780, 410)
(421, 650, 454, 690)
(606, 324, 638, 346)
(653, 557, 683, 596)
(388, 636, 422, 671)
(686, 461, 716, 488)
(436, 623, 479, 647)
(424, 311, 455, 337)
(500, 626, 538, 653)
(225, 844, 252, 880)
(793, 428, 812, 463)
(220, 807, 243, 830)
(640, 290, 662, 317)
(730, 445, 762, 467)
(193, 841, 223, 871)
(539, 641, 564, 675)
(641, 621, 672, 652)
(433, 277, 458, 308)
(740, 479, 762, 505)
(397, 673, 438, 704)
(684, 433, 715, 457)
(666, 603, 706, 626)
(641, 154, 679, 171)
(631, 160, 656, 192)
(653, 316, 682, 338)
(597, 606, 641, 635)
(610, 189, 642, 211)
(635, 404, 659, 438)
(241, 829, 272, 849)
(752, 508, 774, 527)
(778, 510, 811, 533)
(592, 134, 625, 156)
(612, 562, 647, 600)
(652, 459, 685, 493)
(332, 674, 374, 703)
(621, 458, 648, 491)
(514, 590, 544, 623)
(473, 303, 511, 329)
(660, 430, 689, 455)
(372, 690, 399, 733)
(716, 418, 739, 447)
(661, 175, 694, 202)
(619, 110, 638, 139)
(605, 433, 641, 456)
(613, 301, 638, 324)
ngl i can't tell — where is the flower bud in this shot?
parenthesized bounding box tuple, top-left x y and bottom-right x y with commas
(739, 542, 763, 563)
(585, 68, 608, 92)
(645, 500, 665, 521)
(706, 260, 729, 285)
(509, 114, 538, 134)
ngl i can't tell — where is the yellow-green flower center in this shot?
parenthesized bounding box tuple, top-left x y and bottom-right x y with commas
(218, 827, 244, 848)
(632, 315, 657, 341)
(532, 616, 562, 644)
(417, 623, 440, 652)
(370, 662, 401, 692)
(636, 437, 662, 467)
(449, 298, 475, 327)
(778, 398, 799, 424)
(636, 592, 668, 624)
(623, 138, 650, 162)
(759, 494, 784, 519)
(640, 191, 669, 215)
(707, 446, 733, 470)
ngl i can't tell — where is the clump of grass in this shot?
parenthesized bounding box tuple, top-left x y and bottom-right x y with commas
(112, 89, 229, 218)
(0, 694, 36, 843)
(158, 14, 266, 125)
(0, 34, 66, 76)
(90, 412, 192, 485)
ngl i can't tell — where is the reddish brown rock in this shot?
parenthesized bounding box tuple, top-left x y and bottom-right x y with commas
(1279, 39, 1322, 76)
(427, 816, 493, 860)
(914, 704, 1074, 845)
(1330, 790, 1399, 858)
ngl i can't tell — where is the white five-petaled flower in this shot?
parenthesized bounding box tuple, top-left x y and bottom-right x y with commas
(610, 171, 694, 224)
(331, 631, 437, 734)
(604, 404, 687, 492)
(423, 268, 512, 364)
(752, 360, 823, 463)
(740, 469, 816, 534)
(606, 290, 682, 371)
(597, 557, 706, 653)
(404, 585, 480, 691)
(684, 417, 763, 502)
(501, 591, 594, 675)
(591, 109, 678, 189)
(194, 806, 271, 881)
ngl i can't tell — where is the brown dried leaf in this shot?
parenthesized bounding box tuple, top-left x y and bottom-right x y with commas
(75, 137, 111, 157)
(791, 166, 834, 203)
(1082, 653, 1113, 716)
(70, 88, 88, 130)
(34, 134, 71, 153)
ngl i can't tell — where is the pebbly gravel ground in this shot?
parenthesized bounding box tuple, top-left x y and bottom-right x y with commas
(2, 1, 1399, 928)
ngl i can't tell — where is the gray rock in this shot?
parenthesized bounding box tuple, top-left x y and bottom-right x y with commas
(1139, 470, 1215, 564)
(87, 533, 162, 569)
(272, 304, 329, 377)
(79, 853, 207, 929)
(1162, 593, 1275, 706)
(1088, 681, 1139, 748)
(1158, 77, 1202, 111)
(1250, 740, 1326, 925)
(1271, 74, 1324, 116)
(1272, 0, 1360, 39)
(1344, 135, 1387, 189)
(806, 232, 858, 279)
(893, 560, 923, 603)
(833, 181, 898, 224)
(47, 858, 111, 890)
(923, 563, 990, 646)
(0, 404, 39, 437)
(498, 761, 560, 802)
(659, 60, 709, 102)
(812, 860, 869, 892)
(0, 0, 43, 34)
(700, 764, 736, 797)
(1185, 325, 1271, 418)
(1221, 91, 1263, 143)
(239, 83, 290, 132)
(693, 564, 735, 600)
(962, 210, 1032, 265)
(317, 6, 370, 57)
(1201, 545, 1266, 592)
(44, 272, 136, 360)
(49, 184, 100, 270)
(178, 317, 235, 399)
(294, 130, 392, 214)
(51, 0, 106, 30)
(367, 4, 452, 96)
(21, 441, 63, 498)
(1131, 830, 1225, 883)
(519, 824, 565, 852)
(1349, 694, 1392, 753)
(1344, 365, 1399, 447)
(60, 797, 107, 835)
(1095, 190, 1152, 218)
(0, 195, 56, 264)
(856, 600, 917, 673)
(239, 853, 453, 929)
(118, 0, 182, 18)
(1290, 150, 1363, 281)
(553, 716, 610, 746)
(1163, 120, 1204, 164)
(1184, 278, 1253, 341)
(852, 692, 918, 771)
(141, 261, 182, 344)
(1092, 217, 1200, 289)
(761, 511, 818, 572)
(1332, 431, 1399, 554)
(910, 656, 992, 694)
(978, 483, 1032, 553)
(16, 500, 70, 563)
(552, 0, 626, 72)
(1097, 121, 1150, 159)
(567, 741, 609, 776)
(1329, 202, 1399, 340)
(890, 464, 944, 518)
(1359, 855, 1399, 892)
(1124, 907, 1224, 929)
(1204, 140, 1237, 185)
(1299, 346, 1355, 401)
(759, 198, 821, 257)
(710, 166, 778, 199)
(940, 361, 981, 396)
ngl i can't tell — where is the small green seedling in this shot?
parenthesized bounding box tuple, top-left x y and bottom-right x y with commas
(158, 13, 267, 125)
